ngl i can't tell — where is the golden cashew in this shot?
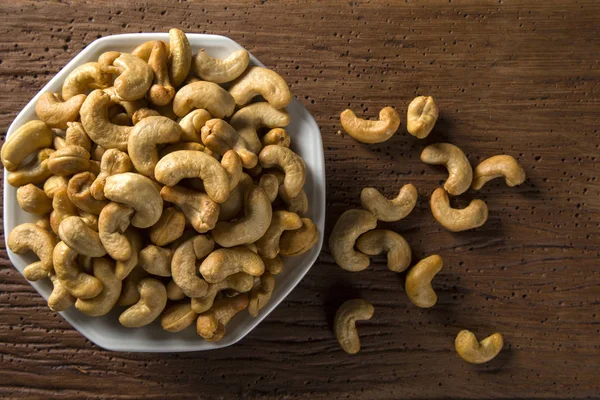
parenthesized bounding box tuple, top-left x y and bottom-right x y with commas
(117, 266, 147, 306)
(329, 210, 377, 272)
(114, 227, 143, 280)
(49, 187, 77, 234)
(61, 62, 111, 100)
(356, 230, 411, 273)
(279, 217, 319, 257)
(279, 186, 309, 216)
(360, 184, 418, 222)
(65, 122, 92, 152)
(173, 81, 235, 118)
(99, 51, 154, 101)
(256, 210, 302, 259)
(53, 241, 102, 299)
(196, 294, 249, 342)
(259, 174, 279, 202)
(334, 299, 374, 354)
(192, 49, 249, 83)
(340, 107, 400, 144)
(168, 28, 192, 88)
(405, 254, 443, 308)
(139, 245, 172, 277)
(78, 210, 99, 231)
(248, 271, 275, 317)
(128, 116, 182, 177)
(147, 41, 175, 106)
(47, 145, 90, 176)
(472, 155, 526, 190)
(421, 143, 473, 195)
(430, 188, 488, 232)
(171, 235, 213, 297)
(259, 145, 306, 198)
(161, 301, 198, 332)
(166, 279, 186, 301)
(48, 273, 75, 312)
(199, 247, 265, 283)
(7, 148, 54, 187)
(44, 176, 68, 198)
(119, 278, 167, 328)
(263, 255, 283, 275)
(211, 186, 272, 247)
(229, 66, 292, 109)
(58, 216, 106, 257)
(8, 223, 56, 281)
(67, 172, 108, 214)
(98, 202, 134, 261)
(89, 149, 132, 200)
(191, 272, 254, 314)
(230, 102, 290, 153)
(149, 207, 185, 246)
(262, 128, 290, 148)
(104, 172, 163, 228)
(2, 120, 53, 172)
(160, 185, 219, 233)
(154, 150, 230, 203)
(80, 90, 132, 150)
(132, 40, 170, 61)
(75, 258, 122, 317)
(201, 118, 258, 168)
(455, 330, 504, 364)
(407, 96, 438, 139)
(16, 184, 53, 215)
(178, 108, 211, 142)
(35, 92, 86, 129)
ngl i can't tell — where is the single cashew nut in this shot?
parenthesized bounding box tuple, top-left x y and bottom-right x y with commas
(279, 217, 319, 257)
(168, 28, 192, 88)
(35, 92, 86, 129)
(161, 301, 198, 332)
(199, 247, 265, 283)
(160, 185, 220, 233)
(99, 51, 154, 101)
(196, 294, 249, 342)
(262, 128, 291, 148)
(114, 227, 144, 280)
(192, 49, 250, 83)
(248, 271, 275, 317)
(356, 230, 412, 272)
(117, 266, 147, 306)
(48, 273, 75, 311)
(49, 187, 77, 234)
(65, 122, 92, 151)
(119, 278, 167, 328)
(16, 184, 53, 215)
(201, 118, 258, 168)
(75, 257, 122, 317)
(8, 223, 56, 281)
(430, 188, 488, 232)
(7, 148, 54, 187)
(80, 90, 133, 150)
(67, 172, 108, 214)
(47, 145, 90, 176)
(256, 211, 302, 259)
(58, 216, 106, 257)
(259, 145, 306, 198)
(421, 143, 473, 195)
(173, 81, 235, 118)
(149, 207, 185, 246)
(178, 108, 212, 142)
(62, 62, 111, 100)
(340, 107, 400, 144)
(53, 241, 103, 299)
(128, 116, 182, 177)
(259, 174, 279, 202)
(230, 102, 290, 153)
(263, 255, 283, 275)
(139, 245, 172, 277)
(279, 186, 309, 215)
(455, 330, 504, 364)
(171, 235, 213, 297)
(407, 96, 438, 139)
(166, 279, 186, 301)
(360, 184, 418, 222)
(472, 155, 526, 190)
(147, 41, 175, 106)
(334, 299, 374, 354)
(405, 254, 443, 308)
(132, 40, 170, 61)
(329, 210, 377, 272)
(229, 66, 292, 109)
(89, 149, 132, 200)
(104, 173, 163, 228)
(98, 202, 134, 261)
(2, 120, 53, 171)
(191, 272, 254, 314)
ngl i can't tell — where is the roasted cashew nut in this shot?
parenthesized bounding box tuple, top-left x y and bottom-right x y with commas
(98, 202, 134, 261)
(104, 173, 163, 228)
(279, 217, 319, 257)
(334, 299, 374, 354)
(171, 235, 213, 297)
(128, 116, 182, 177)
(472, 155, 526, 190)
(178, 108, 212, 143)
(430, 188, 488, 232)
(80, 90, 133, 150)
(8, 223, 56, 281)
(196, 294, 249, 342)
(49, 187, 77, 234)
(132, 40, 170, 61)
(99, 51, 154, 101)
(356, 229, 411, 273)
(230, 102, 290, 153)
(53, 241, 103, 299)
(191, 272, 254, 314)
(199, 247, 265, 283)
(2, 120, 53, 172)
(75, 258, 122, 317)
(119, 278, 167, 328)
(259, 145, 306, 198)
(161, 301, 198, 332)
(16, 184, 53, 215)
(263, 255, 283, 275)
(58, 216, 106, 257)
(160, 186, 219, 233)
(67, 172, 108, 214)
(168, 28, 192, 88)
(279, 186, 309, 216)
(262, 128, 290, 148)
(256, 210, 302, 259)
(166, 279, 186, 301)
(44, 175, 69, 198)
(229, 66, 292, 109)
(7, 148, 54, 187)
(201, 118, 258, 168)
(407, 96, 438, 139)
(421, 143, 473, 196)
(35, 92, 86, 129)
(192, 49, 250, 83)
(340, 107, 400, 144)
(455, 330, 504, 364)
(149, 207, 185, 246)
(47, 145, 90, 176)
(139, 245, 172, 277)
(146, 41, 175, 106)
(89, 149, 132, 200)
(329, 210, 377, 272)
(405, 254, 443, 308)
(360, 184, 418, 222)
(48, 273, 75, 312)
(248, 271, 275, 317)
(117, 266, 147, 306)
(61, 62, 111, 100)
(173, 81, 235, 119)
(65, 122, 92, 152)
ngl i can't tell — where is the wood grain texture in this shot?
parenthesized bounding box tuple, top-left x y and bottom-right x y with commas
(1, 1, 599, 399)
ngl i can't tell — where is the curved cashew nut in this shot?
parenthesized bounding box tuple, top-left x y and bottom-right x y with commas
(58, 216, 106, 257)
(99, 51, 154, 101)
(62, 62, 111, 100)
(256, 210, 302, 259)
(160, 185, 220, 233)
(65, 122, 92, 152)
(201, 118, 258, 168)
(166, 279, 186, 301)
(211, 186, 272, 247)
(472, 155, 526, 190)
(279, 186, 309, 215)
(192, 49, 250, 83)
(178, 108, 212, 142)
(161, 301, 198, 332)
(421, 143, 473, 195)
(117, 266, 147, 306)
(7, 148, 54, 187)
(329, 210, 377, 272)
(263, 255, 283, 275)
(230, 102, 290, 153)
(196, 294, 249, 342)
(360, 184, 418, 222)
(221, 150, 243, 190)
(229, 66, 292, 109)
(455, 330, 504, 364)
(75, 258, 122, 317)
(16, 184, 53, 215)
(407, 96, 438, 139)
(128, 116, 182, 177)
(405, 254, 443, 308)
(80, 90, 132, 150)
(132, 40, 170, 61)
(279, 217, 319, 257)
(67, 172, 108, 214)
(191, 272, 254, 313)
(259, 145, 306, 198)
(98, 202, 134, 261)
(340, 107, 400, 144)
(173, 81, 235, 118)
(119, 278, 167, 328)
(49, 187, 77, 234)
(154, 150, 230, 203)
(199, 247, 265, 283)
(356, 229, 411, 272)
(44, 174, 67, 199)
(89, 149, 132, 200)
(248, 271, 275, 317)
(168, 28, 192, 88)
(146, 41, 175, 106)
(430, 188, 488, 232)
(171, 235, 213, 297)
(259, 174, 279, 202)
(48, 273, 75, 311)
(35, 92, 86, 129)
(262, 128, 291, 148)
(334, 299, 374, 354)
(139, 245, 172, 277)
(8, 223, 56, 281)
(53, 241, 102, 299)
(47, 145, 90, 176)
(2, 120, 53, 171)
(149, 207, 186, 246)
(104, 173, 163, 228)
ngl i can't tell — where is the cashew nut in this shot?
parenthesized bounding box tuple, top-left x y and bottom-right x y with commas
(472, 155, 526, 190)
(44, 175, 68, 198)
(146, 41, 175, 106)
(230, 102, 290, 153)
(2, 120, 53, 171)
(407, 96, 438, 139)
(80, 89, 132, 150)
(168, 28, 192, 88)
(262, 128, 290, 148)
(199, 247, 265, 283)
(16, 184, 53, 215)
(139, 245, 172, 277)
(65, 122, 92, 152)
(89, 149, 132, 200)
(279, 186, 309, 215)
(128, 116, 182, 177)
(229, 66, 292, 109)
(334, 299, 374, 354)
(117, 266, 147, 306)
(421, 143, 473, 195)
(62, 62, 111, 100)
(430, 188, 488, 232)
(98, 202, 133, 261)
(173, 81, 235, 119)
(405, 254, 443, 308)
(160, 185, 219, 233)
(248, 271, 275, 317)
(75, 258, 122, 317)
(329, 210, 377, 272)
(259, 145, 306, 198)
(98, 51, 154, 101)
(192, 49, 249, 83)
(166, 279, 186, 301)
(221, 150, 243, 190)
(263, 255, 283, 275)
(49, 187, 77, 234)
(191, 272, 254, 313)
(201, 118, 258, 168)
(196, 294, 249, 342)
(35, 216, 53, 232)
(53, 241, 102, 299)
(8, 223, 56, 281)
(104, 173, 163, 228)
(455, 330, 504, 364)
(149, 207, 185, 246)
(256, 210, 302, 259)
(48, 273, 75, 312)
(360, 184, 418, 222)
(114, 227, 143, 280)
(132, 40, 170, 61)
(356, 230, 411, 273)
(259, 174, 279, 202)
(178, 108, 211, 142)
(47, 145, 90, 176)
(279, 217, 319, 257)
(171, 235, 213, 297)
(58, 216, 106, 257)
(67, 172, 108, 214)
(161, 301, 198, 332)
(35, 92, 86, 129)
(340, 107, 400, 144)
(119, 278, 167, 328)
(7, 148, 54, 187)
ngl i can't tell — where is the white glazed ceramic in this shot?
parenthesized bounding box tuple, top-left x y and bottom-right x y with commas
(3, 33, 326, 352)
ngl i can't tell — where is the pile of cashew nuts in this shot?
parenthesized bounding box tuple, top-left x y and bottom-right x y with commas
(2, 29, 320, 341)
(332, 97, 525, 362)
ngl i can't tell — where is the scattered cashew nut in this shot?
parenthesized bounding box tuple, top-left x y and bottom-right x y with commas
(455, 330, 504, 364)
(340, 107, 400, 144)
(406, 96, 439, 139)
(360, 184, 418, 222)
(334, 299, 374, 354)
(329, 210, 377, 272)
(356, 229, 411, 272)
(430, 188, 488, 232)
(405, 254, 443, 308)
(472, 155, 526, 190)
(421, 143, 473, 196)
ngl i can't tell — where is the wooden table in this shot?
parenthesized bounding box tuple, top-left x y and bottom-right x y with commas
(1, 1, 599, 398)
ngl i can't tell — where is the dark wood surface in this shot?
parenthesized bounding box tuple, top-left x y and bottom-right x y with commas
(1, 1, 599, 399)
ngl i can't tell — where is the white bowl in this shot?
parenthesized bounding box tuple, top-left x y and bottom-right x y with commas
(3, 33, 325, 352)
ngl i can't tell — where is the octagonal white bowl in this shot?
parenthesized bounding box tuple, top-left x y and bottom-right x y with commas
(3, 33, 325, 352)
